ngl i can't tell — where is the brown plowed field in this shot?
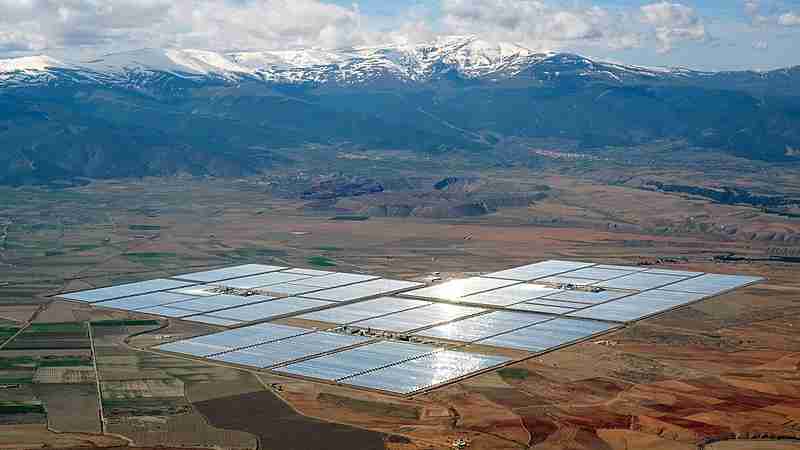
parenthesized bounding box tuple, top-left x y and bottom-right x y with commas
(193, 391, 387, 450)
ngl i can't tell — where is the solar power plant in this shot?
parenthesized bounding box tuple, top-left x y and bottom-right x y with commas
(59, 279, 196, 303)
(303, 279, 424, 302)
(297, 297, 431, 325)
(77, 260, 762, 397)
(567, 290, 709, 322)
(416, 310, 553, 343)
(92, 291, 197, 311)
(171, 264, 286, 283)
(479, 317, 618, 352)
(593, 272, 692, 290)
(485, 260, 596, 281)
(208, 297, 334, 322)
(340, 350, 511, 395)
(351, 303, 486, 333)
(292, 273, 380, 289)
(275, 341, 440, 381)
(216, 272, 313, 289)
(209, 331, 371, 368)
(661, 273, 764, 294)
(457, 284, 563, 307)
(168, 294, 276, 313)
(521, 298, 592, 308)
(401, 277, 520, 301)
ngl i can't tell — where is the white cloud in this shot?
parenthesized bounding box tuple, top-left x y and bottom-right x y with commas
(753, 40, 768, 49)
(744, 0, 760, 16)
(439, 0, 641, 52)
(778, 12, 800, 26)
(0, 0, 372, 54)
(640, 2, 707, 53)
(743, 0, 770, 25)
(0, 0, 727, 58)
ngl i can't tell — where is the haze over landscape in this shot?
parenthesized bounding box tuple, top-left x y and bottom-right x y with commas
(1, 1, 800, 450)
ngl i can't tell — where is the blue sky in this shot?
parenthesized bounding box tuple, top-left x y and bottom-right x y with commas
(1, 0, 799, 70)
(328, 0, 800, 70)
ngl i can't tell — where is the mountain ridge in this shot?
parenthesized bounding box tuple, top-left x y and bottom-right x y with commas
(1, 36, 799, 185)
(0, 36, 734, 89)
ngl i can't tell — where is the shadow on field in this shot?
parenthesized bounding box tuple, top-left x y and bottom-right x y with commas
(193, 391, 386, 450)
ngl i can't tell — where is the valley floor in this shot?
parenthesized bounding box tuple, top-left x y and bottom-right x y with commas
(1, 164, 799, 449)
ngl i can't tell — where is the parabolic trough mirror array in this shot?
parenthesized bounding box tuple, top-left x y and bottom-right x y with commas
(58, 260, 764, 396)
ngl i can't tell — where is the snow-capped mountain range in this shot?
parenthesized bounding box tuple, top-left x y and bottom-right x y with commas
(0, 36, 706, 89)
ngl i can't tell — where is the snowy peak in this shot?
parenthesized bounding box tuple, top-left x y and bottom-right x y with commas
(77, 48, 251, 80)
(0, 55, 65, 72)
(0, 37, 702, 89)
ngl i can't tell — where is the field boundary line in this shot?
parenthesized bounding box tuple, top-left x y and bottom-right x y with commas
(0, 302, 48, 350)
(87, 322, 106, 434)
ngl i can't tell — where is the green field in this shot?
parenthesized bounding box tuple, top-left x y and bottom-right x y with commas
(128, 224, 162, 231)
(25, 323, 86, 334)
(330, 215, 370, 221)
(0, 401, 45, 414)
(498, 367, 530, 381)
(308, 256, 337, 267)
(38, 356, 92, 367)
(0, 326, 20, 345)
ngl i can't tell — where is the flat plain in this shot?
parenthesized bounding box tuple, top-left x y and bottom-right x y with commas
(1, 155, 799, 449)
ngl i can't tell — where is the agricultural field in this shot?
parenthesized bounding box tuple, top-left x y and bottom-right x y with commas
(0, 317, 101, 438)
(1, 322, 90, 351)
(91, 322, 258, 449)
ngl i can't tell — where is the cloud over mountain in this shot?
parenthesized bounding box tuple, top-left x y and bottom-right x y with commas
(0, 1, 799, 70)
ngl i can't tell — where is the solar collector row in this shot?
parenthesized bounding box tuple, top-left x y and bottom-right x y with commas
(304, 279, 424, 302)
(340, 350, 511, 395)
(416, 310, 553, 343)
(401, 277, 520, 301)
(172, 264, 286, 283)
(297, 297, 431, 324)
(484, 260, 596, 281)
(60, 279, 196, 303)
(660, 273, 764, 295)
(184, 315, 244, 326)
(478, 317, 617, 352)
(292, 273, 380, 289)
(209, 331, 371, 368)
(567, 289, 710, 322)
(95, 291, 197, 311)
(350, 303, 486, 333)
(275, 341, 441, 381)
(154, 323, 314, 357)
(209, 297, 334, 322)
(511, 303, 579, 315)
(215, 272, 313, 289)
(593, 272, 694, 290)
(170, 294, 277, 313)
(456, 284, 563, 307)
